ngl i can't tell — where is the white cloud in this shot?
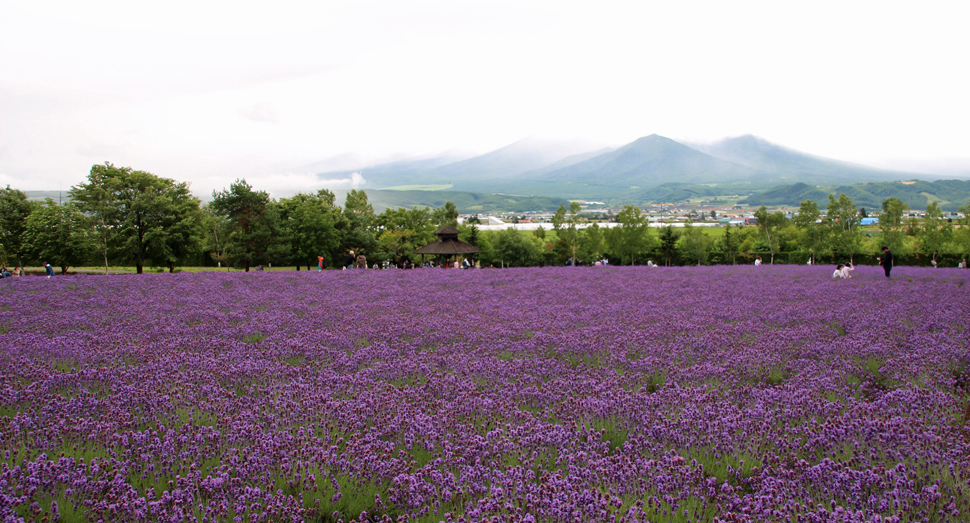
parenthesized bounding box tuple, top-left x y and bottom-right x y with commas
(1, 0, 969, 192)
(237, 102, 278, 124)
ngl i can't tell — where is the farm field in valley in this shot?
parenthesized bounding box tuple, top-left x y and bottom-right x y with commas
(1, 266, 969, 522)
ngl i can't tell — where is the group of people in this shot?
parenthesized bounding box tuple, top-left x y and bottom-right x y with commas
(0, 263, 55, 279)
(832, 262, 855, 279)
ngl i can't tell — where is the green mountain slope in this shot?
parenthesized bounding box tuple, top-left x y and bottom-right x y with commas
(741, 179, 970, 210)
(367, 189, 567, 214)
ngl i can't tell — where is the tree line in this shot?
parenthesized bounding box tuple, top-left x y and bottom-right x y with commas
(2, 163, 969, 273)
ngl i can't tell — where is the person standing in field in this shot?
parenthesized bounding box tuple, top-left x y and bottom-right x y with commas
(878, 246, 893, 278)
(754, 256, 763, 266)
(356, 253, 367, 269)
(317, 254, 327, 271)
(344, 251, 355, 269)
(44, 262, 55, 278)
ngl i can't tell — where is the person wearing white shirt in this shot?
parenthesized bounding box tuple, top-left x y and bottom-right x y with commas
(754, 257, 763, 266)
(832, 264, 845, 279)
(841, 262, 854, 278)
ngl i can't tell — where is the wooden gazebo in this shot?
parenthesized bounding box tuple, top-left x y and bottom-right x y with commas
(414, 226, 481, 267)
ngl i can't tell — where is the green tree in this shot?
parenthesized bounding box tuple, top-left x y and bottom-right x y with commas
(678, 222, 712, 265)
(210, 179, 285, 271)
(578, 222, 604, 263)
(492, 228, 544, 267)
(794, 200, 826, 264)
(0, 186, 38, 270)
(606, 205, 650, 265)
(375, 206, 436, 264)
(954, 200, 970, 263)
(432, 201, 459, 228)
(878, 197, 908, 255)
(753, 205, 786, 264)
(22, 199, 92, 273)
(201, 203, 231, 269)
(341, 189, 379, 260)
(718, 225, 741, 265)
(917, 201, 952, 264)
(657, 226, 679, 266)
(551, 202, 584, 264)
(280, 190, 342, 270)
(533, 225, 546, 241)
(70, 163, 203, 274)
(826, 193, 861, 261)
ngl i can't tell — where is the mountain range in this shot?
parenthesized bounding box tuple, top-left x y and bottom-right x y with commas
(311, 134, 965, 210)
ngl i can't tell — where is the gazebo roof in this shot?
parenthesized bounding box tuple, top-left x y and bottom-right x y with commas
(414, 225, 480, 255)
(414, 238, 481, 255)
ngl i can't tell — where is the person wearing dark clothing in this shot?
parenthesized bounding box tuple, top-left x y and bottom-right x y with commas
(878, 246, 893, 278)
(344, 251, 355, 269)
(44, 262, 55, 278)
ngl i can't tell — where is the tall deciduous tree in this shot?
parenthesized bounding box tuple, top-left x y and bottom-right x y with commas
(678, 222, 712, 266)
(431, 201, 459, 228)
(0, 186, 37, 270)
(551, 202, 583, 264)
(578, 222, 604, 263)
(341, 189, 378, 259)
(719, 225, 741, 265)
(280, 190, 342, 270)
(794, 200, 826, 264)
(825, 193, 861, 262)
(917, 201, 952, 264)
(71, 163, 203, 274)
(753, 205, 786, 264)
(210, 179, 285, 271)
(22, 199, 92, 273)
(878, 197, 908, 255)
(606, 205, 650, 265)
(375, 206, 435, 264)
(955, 200, 970, 264)
(491, 228, 544, 267)
(658, 226, 679, 266)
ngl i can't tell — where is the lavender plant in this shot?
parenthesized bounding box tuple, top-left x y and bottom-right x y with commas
(1, 265, 968, 522)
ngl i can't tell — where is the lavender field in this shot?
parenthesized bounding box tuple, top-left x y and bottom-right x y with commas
(1, 266, 969, 523)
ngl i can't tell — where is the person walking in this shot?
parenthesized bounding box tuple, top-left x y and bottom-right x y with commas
(878, 246, 893, 278)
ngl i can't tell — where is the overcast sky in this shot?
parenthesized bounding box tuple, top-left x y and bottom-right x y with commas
(2, 0, 969, 196)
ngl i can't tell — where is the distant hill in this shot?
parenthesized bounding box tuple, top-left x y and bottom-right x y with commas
(307, 134, 961, 204)
(689, 135, 923, 184)
(637, 183, 728, 202)
(316, 155, 466, 188)
(315, 137, 606, 190)
(23, 191, 69, 202)
(367, 189, 568, 214)
(422, 136, 606, 181)
(534, 135, 762, 187)
(741, 179, 970, 211)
